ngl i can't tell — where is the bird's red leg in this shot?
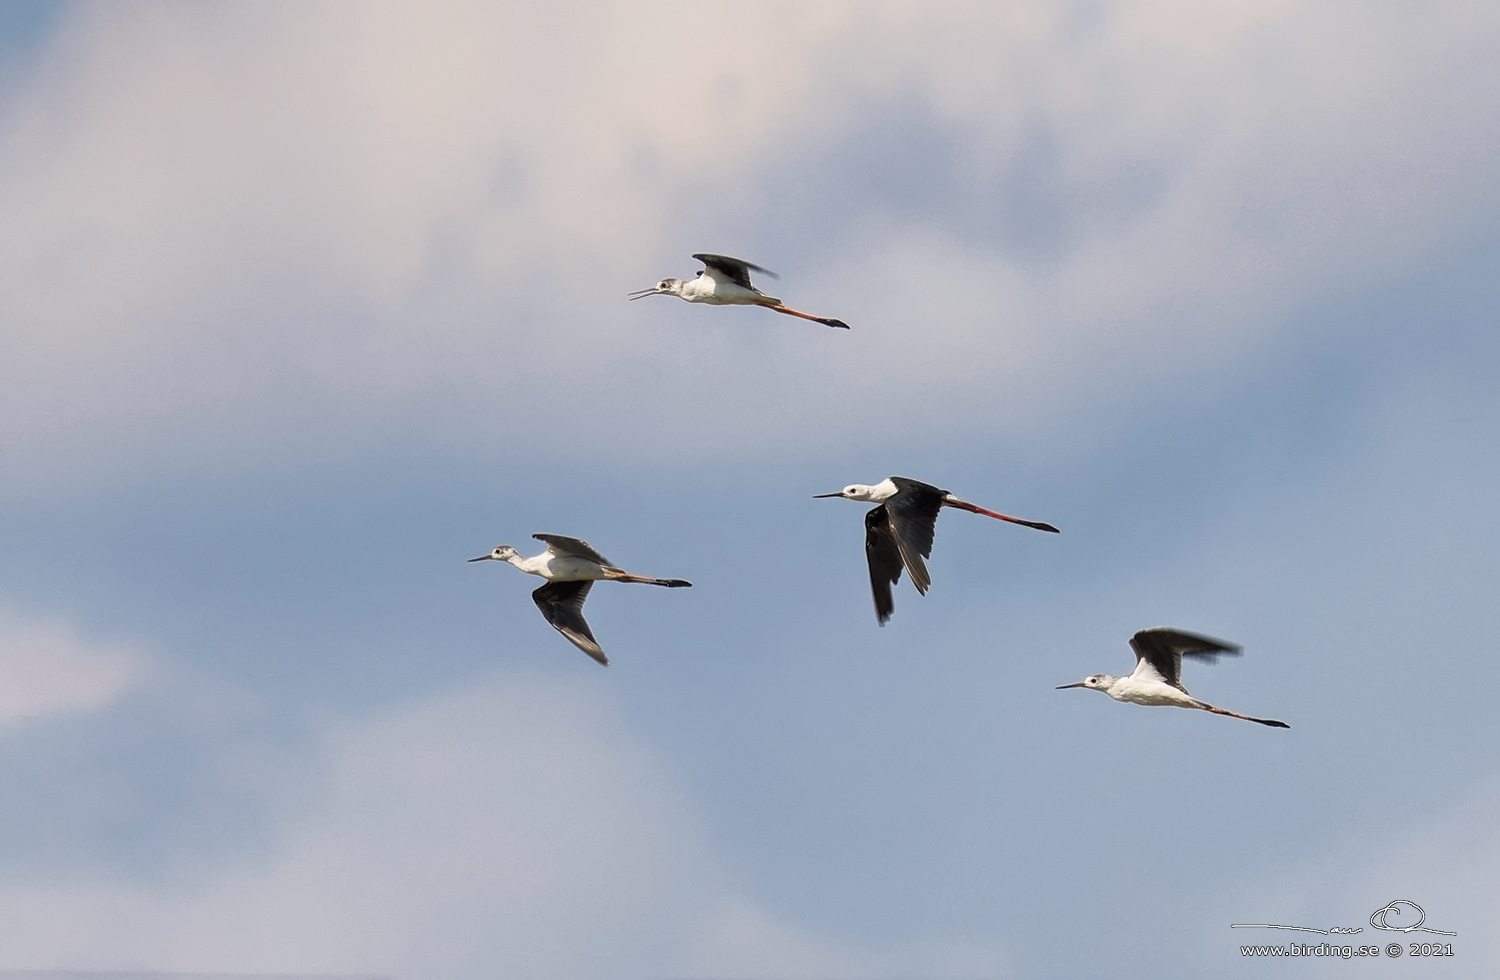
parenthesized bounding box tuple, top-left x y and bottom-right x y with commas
(943, 498, 1060, 533)
(1200, 704, 1290, 728)
(607, 571, 693, 588)
(757, 301, 850, 329)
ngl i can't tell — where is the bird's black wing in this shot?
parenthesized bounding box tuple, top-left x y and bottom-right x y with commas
(533, 533, 613, 567)
(1129, 627, 1240, 690)
(533, 580, 607, 666)
(691, 253, 779, 289)
(884, 478, 946, 595)
(864, 505, 904, 625)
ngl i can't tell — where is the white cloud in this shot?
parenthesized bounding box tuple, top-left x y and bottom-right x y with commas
(0, 1, 1497, 487)
(0, 674, 997, 980)
(0, 609, 142, 724)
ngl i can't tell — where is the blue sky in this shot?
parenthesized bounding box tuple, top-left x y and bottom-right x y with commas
(0, 3, 1496, 978)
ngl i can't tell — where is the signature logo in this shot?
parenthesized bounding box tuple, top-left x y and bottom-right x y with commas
(1367, 900, 1456, 936)
(1232, 899, 1456, 937)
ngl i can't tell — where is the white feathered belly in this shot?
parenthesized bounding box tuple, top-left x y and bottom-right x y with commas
(538, 555, 609, 581)
(1110, 681, 1198, 708)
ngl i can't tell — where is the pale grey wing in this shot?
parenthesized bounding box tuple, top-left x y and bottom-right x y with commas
(884, 479, 946, 595)
(864, 505, 904, 625)
(691, 253, 779, 289)
(533, 533, 613, 567)
(533, 580, 607, 666)
(1129, 627, 1241, 689)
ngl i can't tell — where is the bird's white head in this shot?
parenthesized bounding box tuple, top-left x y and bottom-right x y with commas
(1056, 674, 1114, 692)
(468, 545, 521, 564)
(627, 278, 683, 300)
(813, 484, 879, 502)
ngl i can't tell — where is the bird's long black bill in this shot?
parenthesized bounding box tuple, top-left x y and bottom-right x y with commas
(627, 288, 659, 300)
(467, 556, 492, 562)
(1055, 682, 1086, 689)
(812, 492, 843, 498)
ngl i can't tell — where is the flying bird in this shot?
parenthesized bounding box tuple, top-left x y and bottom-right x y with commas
(629, 253, 850, 328)
(469, 534, 691, 665)
(815, 476, 1059, 624)
(1056, 627, 1289, 728)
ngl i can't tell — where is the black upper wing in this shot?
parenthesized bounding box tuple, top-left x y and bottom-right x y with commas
(533, 580, 607, 666)
(884, 478, 946, 595)
(1129, 627, 1241, 689)
(864, 505, 904, 625)
(692, 253, 779, 289)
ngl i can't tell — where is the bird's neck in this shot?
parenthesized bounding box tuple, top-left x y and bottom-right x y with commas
(867, 479, 899, 502)
(509, 553, 544, 574)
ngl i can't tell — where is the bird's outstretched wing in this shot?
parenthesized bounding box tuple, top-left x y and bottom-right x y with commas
(884, 478, 946, 595)
(533, 533, 613, 567)
(864, 505, 904, 625)
(1129, 627, 1241, 689)
(533, 580, 607, 665)
(692, 253, 779, 289)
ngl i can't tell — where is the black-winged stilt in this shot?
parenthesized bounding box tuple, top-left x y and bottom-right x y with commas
(469, 534, 691, 666)
(1056, 627, 1289, 727)
(815, 476, 1058, 624)
(629, 253, 850, 329)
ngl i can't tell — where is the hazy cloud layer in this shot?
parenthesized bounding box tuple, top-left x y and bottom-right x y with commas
(0, 4, 1497, 979)
(2, 2, 1498, 487)
(0, 673, 1008, 979)
(0, 608, 141, 724)
(1204, 779, 1499, 976)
